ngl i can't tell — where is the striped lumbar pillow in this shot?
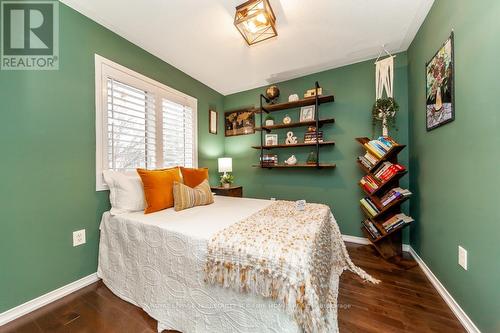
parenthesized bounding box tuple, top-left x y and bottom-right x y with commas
(173, 179, 214, 211)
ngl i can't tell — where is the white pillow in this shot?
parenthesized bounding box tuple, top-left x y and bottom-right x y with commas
(102, 170, 145, 215)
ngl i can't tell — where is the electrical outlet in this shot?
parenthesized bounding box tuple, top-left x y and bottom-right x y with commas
(73, 229, 86, 247)
(458, 246, 467, 270)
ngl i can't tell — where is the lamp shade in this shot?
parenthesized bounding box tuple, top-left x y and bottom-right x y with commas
(218, 158, 232, 173)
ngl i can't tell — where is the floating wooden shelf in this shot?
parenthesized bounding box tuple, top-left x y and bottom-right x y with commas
(252, 163, 336, 169)
(252, 141, 335, 150)
(255, 118, 335, 132)
(254, 82, 336, 171)
(255, 95, 335, 113)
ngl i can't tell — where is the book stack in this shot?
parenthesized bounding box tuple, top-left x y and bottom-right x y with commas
(380, 187, 412, 207)
(362, 219, 381, 239)
(260, 154, 278, 167)
(373, 162, 406, 182)
(360, 197, 380, 217)
(381, 213, 414, 233)
(363, 136, 396, 159)
(304, 130, 324, 143)
(360, 175, 380, 194)
(357, 152, 378, 170)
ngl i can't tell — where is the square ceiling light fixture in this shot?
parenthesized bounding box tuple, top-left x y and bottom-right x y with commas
(234, 0, 277, 45)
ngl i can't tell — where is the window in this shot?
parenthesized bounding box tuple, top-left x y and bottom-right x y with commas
(95, 55, 197, 190)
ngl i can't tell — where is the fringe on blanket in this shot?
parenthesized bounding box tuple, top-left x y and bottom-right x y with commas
(205, 212, 379, 332)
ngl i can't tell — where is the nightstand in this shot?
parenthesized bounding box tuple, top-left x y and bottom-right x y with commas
(211, 185, 243, 198)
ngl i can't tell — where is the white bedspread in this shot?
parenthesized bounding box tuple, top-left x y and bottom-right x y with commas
(97, 196, 300, 333)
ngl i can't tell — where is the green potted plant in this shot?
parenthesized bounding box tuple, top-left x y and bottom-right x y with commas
(264, 114, 275, 126)
(372, 97, 399, 137)
(220, 173, 235, 188)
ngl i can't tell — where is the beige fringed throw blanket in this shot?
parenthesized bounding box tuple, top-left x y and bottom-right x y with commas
(205, 201, 378, 333)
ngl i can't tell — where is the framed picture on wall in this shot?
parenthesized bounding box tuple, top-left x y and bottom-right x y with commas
(209, 109, 218, 134)
(426, 32, 455, 131)
(300, 105, 315, 122)
(224, 108, 255, 136)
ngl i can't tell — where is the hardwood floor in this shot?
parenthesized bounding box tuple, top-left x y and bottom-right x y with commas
(0, 243, 465, 333)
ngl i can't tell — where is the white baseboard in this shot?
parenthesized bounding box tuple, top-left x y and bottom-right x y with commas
(408, 247, 480, 333)
(342, 234, 410, 252)
(0, 273, 99, 326)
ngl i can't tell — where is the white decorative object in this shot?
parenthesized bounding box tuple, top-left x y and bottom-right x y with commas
(375, 54, 394, 136)
(295, 199, 306, 211)
(265, 133, 278, 146)
(288, 94, 299, 102)
(265, 119, 274, 126)
(285, 131, 298, 145)
(283, 114, 291, 124)
(285, 155, 297, 165)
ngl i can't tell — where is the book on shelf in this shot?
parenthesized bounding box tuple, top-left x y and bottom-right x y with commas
(362, 136, 397, 159)
(360, 197, 380, 217)
(260, 154, 278, 166)
(380, 187, 412, 207)
(360, 175, 380, 193)
(372, 162, 406, 182)
(304, 131, 324, 143)
(357, 151, 378, 169)
(363, 219, 381, 239)
(381, 213, 414, 232)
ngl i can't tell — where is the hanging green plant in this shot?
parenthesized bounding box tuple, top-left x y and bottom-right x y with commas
(372, 97, 399, 137)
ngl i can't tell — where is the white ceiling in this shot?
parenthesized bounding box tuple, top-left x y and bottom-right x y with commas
(61, 0, 434, 95)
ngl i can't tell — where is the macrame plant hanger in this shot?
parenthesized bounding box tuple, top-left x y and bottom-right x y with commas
(374, 45, 395, 137)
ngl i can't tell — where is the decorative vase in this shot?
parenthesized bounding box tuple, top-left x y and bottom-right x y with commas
(435, 86, 443, 111)
(288, 94, 299, 102)
(265, 119, 274, 126)
(223, 183, 230, 188)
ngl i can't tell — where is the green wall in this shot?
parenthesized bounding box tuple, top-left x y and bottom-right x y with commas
(223, 55, 410, 239)
(0, 3, 224, 312)
(407, 0, 500, 331)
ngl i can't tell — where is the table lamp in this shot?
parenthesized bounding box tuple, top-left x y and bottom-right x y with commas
(218, 157, 232, 176)
(218, 157, 233, 188)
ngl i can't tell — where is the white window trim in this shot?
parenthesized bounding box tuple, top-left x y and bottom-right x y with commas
(95, 54, 198, 191)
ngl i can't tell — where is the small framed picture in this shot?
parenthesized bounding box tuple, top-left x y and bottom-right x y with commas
(300, 105, 315, 122)
(209, 109, 218, 134)
(265, 134, 278, 146)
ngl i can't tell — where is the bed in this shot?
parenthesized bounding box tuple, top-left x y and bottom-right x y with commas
(97, 195, 374, 332)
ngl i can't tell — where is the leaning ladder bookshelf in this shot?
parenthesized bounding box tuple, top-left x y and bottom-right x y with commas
(355, 137, 416, 268)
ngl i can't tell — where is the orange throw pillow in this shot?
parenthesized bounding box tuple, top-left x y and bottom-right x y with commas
(137, 167, 181, 214)
(180, 167, 209, 188)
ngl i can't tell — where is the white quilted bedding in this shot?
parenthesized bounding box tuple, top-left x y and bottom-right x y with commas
(97, 196, 300, 333)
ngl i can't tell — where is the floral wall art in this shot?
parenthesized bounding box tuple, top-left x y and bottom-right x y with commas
(426, 32, 455, 131)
